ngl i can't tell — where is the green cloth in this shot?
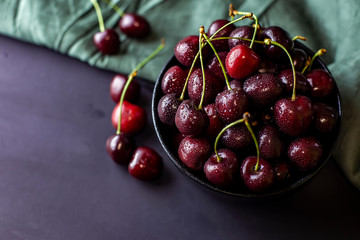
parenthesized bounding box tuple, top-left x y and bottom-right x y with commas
(0, 0, 359, 190)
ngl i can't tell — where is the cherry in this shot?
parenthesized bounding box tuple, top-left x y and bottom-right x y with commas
(274, 161, 291, 182)
(287, 48, 308, 71)
(220, 124, 252, 151)
(157, 94, 182, 127)
(313, 102, 338, 132)
(175, 35, 210, 67)
(110, 73, 141, 103)
(175, 99, 209, 136)
(274, 95, 313, 136)
(258, 125, 285, 161)
(204, 149, 240, 188)
(112, 101, 146, 135)
(258, 57, 278, 74)
(172, 132, 186, 150)
(305, 69, 335, 98)
(288, 137, 322, 171)
(260, 26, 294, 61)
(178, 136, 211, 171)
(241, 156, 275, 192)
(93, 29, 120, 55)
(277, 69, 310, 96)
(243, 73, 284, 107)
(128, 147, 162, 181)
(106, 133, 135, 164)
(228, 26, 257, 49)
(207, 19, 236, 51)
(119, 13, 151, 38)
(161, 65, 187, 97)
(206, 51, 230, 81)
(227, 79, 243, 90)
(204, 103, 224, 139)
(188, 69, 223, 105)
(225, 44, 260, 79)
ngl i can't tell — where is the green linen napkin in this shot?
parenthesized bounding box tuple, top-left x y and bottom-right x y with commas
(0, 0, 359, 190)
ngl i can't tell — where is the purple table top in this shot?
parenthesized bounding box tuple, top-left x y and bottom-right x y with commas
(0, 35, 360, 240)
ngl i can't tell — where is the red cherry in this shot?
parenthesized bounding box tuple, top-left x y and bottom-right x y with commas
(225, 45, 260, 79)
(111, 101, 146, 135)
(106, 133, 135, 164)
(305, 69, 335, 98)
(128, 147, 163, 181)
(110, 74, 141, 103)
(119, 13, 150, 38)
(93, 29, 120, 55)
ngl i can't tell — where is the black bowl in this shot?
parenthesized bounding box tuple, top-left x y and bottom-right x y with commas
(152, 42, 342, 198)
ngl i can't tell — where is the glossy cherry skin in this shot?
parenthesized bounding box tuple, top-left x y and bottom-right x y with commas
(175, 99, 209, 136)
(258, 125, 285, 161)
(274, 161, 291, 182)
(215, 88, 249, 124)
(243, 73, 283, 107)
(260, 26, 294, 61)
(277, 69, 310, 96)
(111, 101, 146, 135)
(128, 147, 162, 181)
(207, 19, 236, 51)
(204, 103, 224, 139)
(228, 26, 256, 49)
(220, 124, 252, 151)
(241, 156, 275, 193)
(110, 74, 141, 103)
(204, 149, 240, 188)
(206, 51, 229, 81)
(178, 136, 211, 171)
(305, 69, 335, 98)
(161, 65, 187, 97)
(288, 137, 322, 171)
(106, 133, 135, 164)
(225, 44, 260, 79)
(188, 69, 223, 105)
(274, 96, 313, 136)
(119, 13, 150, 38)
(157, 94, 182, 127)
(175, 35, 210, 67)
(258, 57, 278, 74)
(93, 29, 120, 55)
(313, 102, 338, 132)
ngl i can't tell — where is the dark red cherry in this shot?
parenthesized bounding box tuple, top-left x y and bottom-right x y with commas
(172, 132, 186, 150)
(206, 51, 229, 81)
(290, 48, 308, 71)
(175, 99, 209, 136)
(174, 35, 210, 67)
(161, 65, 187, 97)
(93, 29, 120, 55)
(128, 147, 162, 181)
(274, 96, 313, 136)
(241, 156, 275, 193)
(225, 45, 260, 79)
(215, 88, 249, 124)
(110, 73, 141, 103)
(274, 161, 291, 182)
(305, 69, 335, 98)
(227, 79, 243, 90)
(220, 124, 252, 151)
(258, 125, 285, 161)
(277, 69, 310, 96)
(207, 19, 236, 51)
(288, 137, 322, 171)
(243, 73, 283, 107)
(258, 57, 278, 74)
(157, 94, 182, 127)
(260, 26, 294, 61)
(204, 103, 224, 139)
(178, 136, 211, 171)
(188, 69, 223, 105)
(106, 133, 135, 164)
(119, 13, 150, 38)
(313, 102, 338, 132)
(228, 26, 256, 49)
(204, 149, 240, 188)
(111, 101, 146, 135)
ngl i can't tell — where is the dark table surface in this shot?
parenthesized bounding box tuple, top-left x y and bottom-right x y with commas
(1, 35, 360, 240)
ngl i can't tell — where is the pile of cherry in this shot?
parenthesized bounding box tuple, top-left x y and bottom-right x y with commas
(156, 10, 339, 193)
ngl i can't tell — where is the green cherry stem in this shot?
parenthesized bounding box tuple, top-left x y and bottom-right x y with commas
(302, 48, 326, 74)
(90, 0, 105, 32)
(230, 9, 258, 49)
(198, 26, 206, 110)
(101, 0, 125, 17)
(116, 39, 165, 134)
(244, 114, 260, 172)
(292, 35, 307, 42)
(202, 33, 231, 90)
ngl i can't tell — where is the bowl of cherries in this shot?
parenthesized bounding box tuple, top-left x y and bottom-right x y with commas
(152, 9, 341, 198)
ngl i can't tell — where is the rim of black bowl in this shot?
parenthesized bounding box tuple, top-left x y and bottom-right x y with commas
(152, 41, 342, 198)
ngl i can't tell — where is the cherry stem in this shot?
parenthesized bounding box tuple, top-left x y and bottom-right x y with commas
(230, 10, 258, 49)
(198, 27, 206, 110)
(214, 118, 246, 163)
(90, 0, 105, 32)
(202, 33, 231, 90)
(229, 4, 235, 21)
(244, 116, 260, 172)
(292, 35, 307, 41)
(101, 0, 125, 17)
(302, 48, 326, 74)
(116, 39, 165, 134)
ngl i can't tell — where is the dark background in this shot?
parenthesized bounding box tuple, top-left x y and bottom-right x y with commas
(1, 35, 359, 240)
